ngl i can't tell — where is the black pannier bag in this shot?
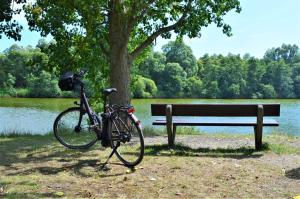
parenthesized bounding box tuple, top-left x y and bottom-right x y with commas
(58, 72, 74, 91)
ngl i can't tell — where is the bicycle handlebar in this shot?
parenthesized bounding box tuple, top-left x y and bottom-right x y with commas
(73, 68, 87, 80)
(73, 68, 88, 86)
(78, 68, 88, 77)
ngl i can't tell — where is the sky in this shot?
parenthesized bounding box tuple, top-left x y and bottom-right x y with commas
(0, 0, 300, 58)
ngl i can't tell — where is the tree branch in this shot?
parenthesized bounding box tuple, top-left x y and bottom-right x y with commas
(130, 0, 192, 59)
(127, 0, 155, 34)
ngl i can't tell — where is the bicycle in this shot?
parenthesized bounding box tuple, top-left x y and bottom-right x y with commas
(53, 70, 144, 167)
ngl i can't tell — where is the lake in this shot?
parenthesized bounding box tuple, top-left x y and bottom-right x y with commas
(0, 98, 299, 136)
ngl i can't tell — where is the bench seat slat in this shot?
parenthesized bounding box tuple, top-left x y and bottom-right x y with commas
(151, 104, 280, 116)
(153, 118, 279, 127)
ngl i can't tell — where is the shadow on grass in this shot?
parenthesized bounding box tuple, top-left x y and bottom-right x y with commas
(3, 191, 64, 198)
(6, 159, 103, 177)
(0, 134, 133, 179)
(144, 142, 270, 159)
(0, 134, 101, 166)
(285, 167, 300, 180)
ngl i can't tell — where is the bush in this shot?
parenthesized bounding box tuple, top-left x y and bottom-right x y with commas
(132, 75, 157, 98)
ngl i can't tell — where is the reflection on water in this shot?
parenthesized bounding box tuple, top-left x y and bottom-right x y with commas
(0, 98, 299, 135)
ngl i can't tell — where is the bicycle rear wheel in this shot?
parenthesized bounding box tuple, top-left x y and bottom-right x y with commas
(111, 112, 144, 167)
(53, 107, 98, 149)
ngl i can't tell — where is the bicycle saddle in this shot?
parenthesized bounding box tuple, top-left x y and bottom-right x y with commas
(102, 88, 117, 95)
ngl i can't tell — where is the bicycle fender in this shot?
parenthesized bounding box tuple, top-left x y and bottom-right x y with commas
(131, 114, 141, 127)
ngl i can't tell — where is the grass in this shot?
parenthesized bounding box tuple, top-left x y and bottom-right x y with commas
(143, 126, 204, 136)
(0, 131, 300, 198)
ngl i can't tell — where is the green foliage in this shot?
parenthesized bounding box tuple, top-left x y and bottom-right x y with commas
(264, 44, 299, 64)
(162, 39, 197, 77)
(0, 0, 26, 40)
(203, 81, 220, 99)
(135, 42, 300, 99)
(1, 41, 299, 99)
(137, 51, 166, 83)
(260, 84, 276, 98)
(218, 54, 246, 98)
(132, 75, 157, 98)
(27, 71, 60, 97)
(263, 60, 294, 98)
(246, 58, 266, 97)
(160, 63, 187, 98)
(185, 77, 203, 98)
(22, 0, 241, 104)
(294, 76, 300, 98)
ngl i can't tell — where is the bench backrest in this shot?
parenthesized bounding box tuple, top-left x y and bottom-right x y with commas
(151, 104, 280, 117)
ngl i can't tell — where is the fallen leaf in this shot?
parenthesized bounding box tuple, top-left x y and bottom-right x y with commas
(54, 191, 64, 197)
(150, 177, 156, 181)
(131, 167, 136, 172)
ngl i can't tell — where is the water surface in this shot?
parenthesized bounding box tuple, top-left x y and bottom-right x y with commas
(0, 98, 299, 135)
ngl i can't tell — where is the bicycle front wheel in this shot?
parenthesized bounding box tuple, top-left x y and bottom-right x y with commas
(53, 107, 98, 149)
(111, 112, 144, 167)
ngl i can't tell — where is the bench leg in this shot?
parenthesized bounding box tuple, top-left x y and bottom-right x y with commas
(255, 105, 264, 150)
(172, 126, 177, 145)
(166, 105, 174, 147)
(254, 126, 263, 150)
(167, 124, 174, 147)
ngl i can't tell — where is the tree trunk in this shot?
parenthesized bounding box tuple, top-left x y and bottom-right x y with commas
(108, 4, 132, 105)
(109, 44, 132, 105)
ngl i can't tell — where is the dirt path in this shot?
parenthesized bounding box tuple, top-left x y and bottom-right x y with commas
(0, 134, 299, 198)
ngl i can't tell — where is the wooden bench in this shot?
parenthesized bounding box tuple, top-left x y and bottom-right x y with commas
(151, 104, 280, 150)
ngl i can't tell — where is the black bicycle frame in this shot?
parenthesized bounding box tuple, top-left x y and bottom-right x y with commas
(78, 85, 98, 125)
(77, 84, 113, 143)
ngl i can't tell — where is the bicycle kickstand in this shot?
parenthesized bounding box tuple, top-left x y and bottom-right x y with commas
(101, 142, 120, 170)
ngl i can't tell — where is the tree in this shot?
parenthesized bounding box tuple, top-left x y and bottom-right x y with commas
(264, 44, 299, 65)
(27, 70, 60, 97)
(260, 84, 276, 99)
(160, 63, 187, 98)
(199, 55, 221, 98)
(162, 39, 197, 76)
(138, 51, 166, 83)
(203, 81, 220, 99)
(25, 0, 241, 105)
(262, 60, 294, 98)
(218, 54, 246, 98)
(245, 57, 266, 98)
(185, 76, 203, 98)
(294, 76, 300, 98)
(0, 0, 26, 40)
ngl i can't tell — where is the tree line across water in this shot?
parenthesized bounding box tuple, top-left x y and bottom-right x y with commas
(1, 39, 300, 99)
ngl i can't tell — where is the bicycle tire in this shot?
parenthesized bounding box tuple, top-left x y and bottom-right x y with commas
(53, 107, 98, 149)
(111, 111, 144, 167)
